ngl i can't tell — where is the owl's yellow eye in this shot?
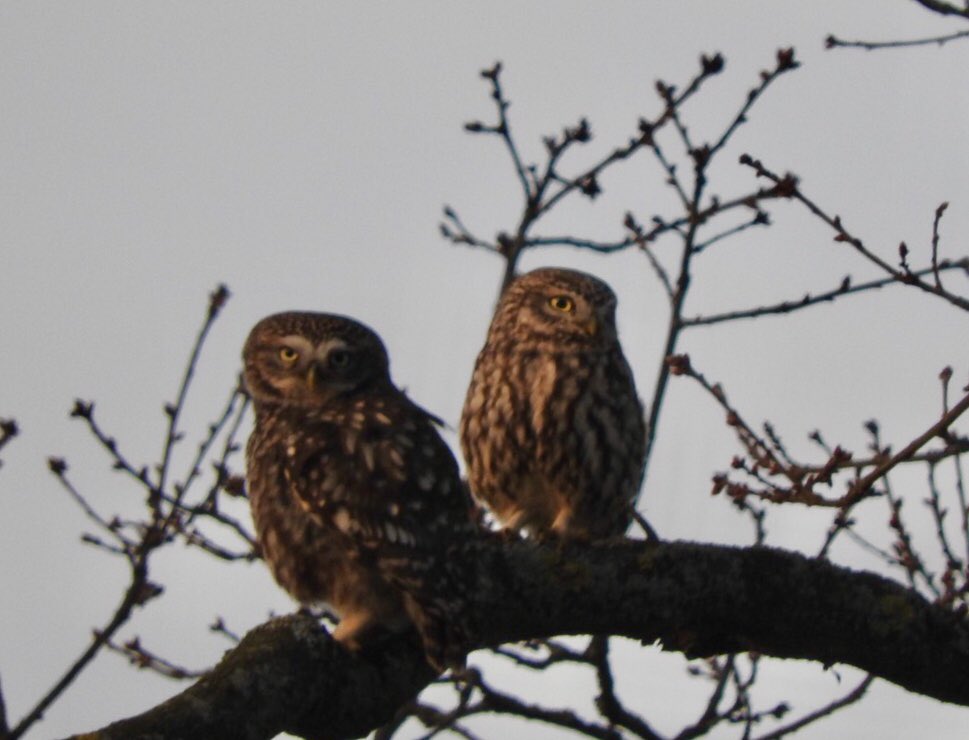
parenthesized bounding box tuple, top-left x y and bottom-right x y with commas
(278, 347, 300, 364)
(548, 295, 575, 313)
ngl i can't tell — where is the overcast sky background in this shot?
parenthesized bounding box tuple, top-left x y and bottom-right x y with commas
(2, 2, 969, 738)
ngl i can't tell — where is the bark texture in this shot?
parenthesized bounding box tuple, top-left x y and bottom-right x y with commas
(70, 539, 969, 740)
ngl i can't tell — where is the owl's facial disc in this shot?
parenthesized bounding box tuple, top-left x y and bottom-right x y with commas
(256, 335, 365, 406)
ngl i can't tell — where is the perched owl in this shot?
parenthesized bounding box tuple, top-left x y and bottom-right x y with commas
(244, 311, 475, 671)
(460, 267, 646, 540)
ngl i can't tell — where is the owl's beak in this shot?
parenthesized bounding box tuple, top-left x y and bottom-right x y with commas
(582, 317, 598, 337)
(305, 364, 318, 391)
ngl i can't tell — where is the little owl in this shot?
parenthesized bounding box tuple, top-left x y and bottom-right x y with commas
(244, 311, 475, 671)
(460, 267, 646, 540)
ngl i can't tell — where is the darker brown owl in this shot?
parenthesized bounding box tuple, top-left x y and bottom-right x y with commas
(244, 311, 475, 671)
(460, 267, 646, 540)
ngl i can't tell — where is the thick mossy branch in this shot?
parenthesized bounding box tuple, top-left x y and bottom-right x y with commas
(72, 540, 969, 740)
(72, 614, 434, 740)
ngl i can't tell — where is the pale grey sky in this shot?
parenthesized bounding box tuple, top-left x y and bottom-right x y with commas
(2, 2, 969, 738)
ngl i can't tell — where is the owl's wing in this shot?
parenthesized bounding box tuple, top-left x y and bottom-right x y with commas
(285, 397, 474, 670)
(285, 404, 471, 548)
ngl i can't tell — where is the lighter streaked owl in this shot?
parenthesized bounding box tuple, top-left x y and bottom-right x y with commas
(460, 267, 646, 540)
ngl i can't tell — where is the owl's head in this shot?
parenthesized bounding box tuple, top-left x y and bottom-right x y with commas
(242, 311, 391, 408)
(492, 267, 619, 348)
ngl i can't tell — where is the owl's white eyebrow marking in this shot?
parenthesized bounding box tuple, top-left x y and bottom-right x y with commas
(278, 335, 316, 354)
(314, 338, 350, 361)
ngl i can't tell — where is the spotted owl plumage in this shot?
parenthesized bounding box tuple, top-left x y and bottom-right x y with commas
(244, 311, 475, 671)
(460, 267, 646, 540)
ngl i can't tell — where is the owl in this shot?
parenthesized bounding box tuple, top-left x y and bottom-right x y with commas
(243, 311, 475, 671)
(460, 267, 646, 540)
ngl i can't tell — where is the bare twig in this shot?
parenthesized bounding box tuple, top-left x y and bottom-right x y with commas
(650, 132, 692, 210)
(741, 155, 969, 313)
(0, 418, 18, 466)
(493, 639, 587, 670)
(826, 28, 969, 50)
(440, 206, 500, 253)
(672, 353, 969, 514)
(209, 616, 242, 644)
(157, 285, 231, 519)
(103, 635, 206, 681)
(846, 392, 969, 506)
(588, 636, 661, 739)
(514, 181, 782, 261)
(175, 380, 247, 521)
(681, 261, 969, 327)
(628, 218, 676, 300)
(0, 672, 9, 739)
(6, 557, 158, 739)
(754, 675, 874, 740)
(708, 49, 799, 159)
(670, 354, 850, 507)
(640, 52, 800, 485)
(47, 458, 134, 558)
(448, 53, 730, 290)
(472, 672, 621, 739)
(827, 1, 969, 50)
(692, 210, 769, 254)
(932, 201, 949, 290)
(927, 463, 961, 570)
(675, 657, 735, 739)
(467, 62, 534, 203)
(6, 286, 233, 740)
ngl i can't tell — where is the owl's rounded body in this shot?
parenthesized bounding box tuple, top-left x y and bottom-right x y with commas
(461, 268, 646, 540)
(244, 312, 474, 671)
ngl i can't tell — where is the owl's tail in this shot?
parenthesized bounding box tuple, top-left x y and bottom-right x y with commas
(379, 546, 473, 674)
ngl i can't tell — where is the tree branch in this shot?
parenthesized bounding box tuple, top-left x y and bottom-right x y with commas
(912, 0, 969, 19)
(825, 28, 969, 50)
(72, 538, 969, 740)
